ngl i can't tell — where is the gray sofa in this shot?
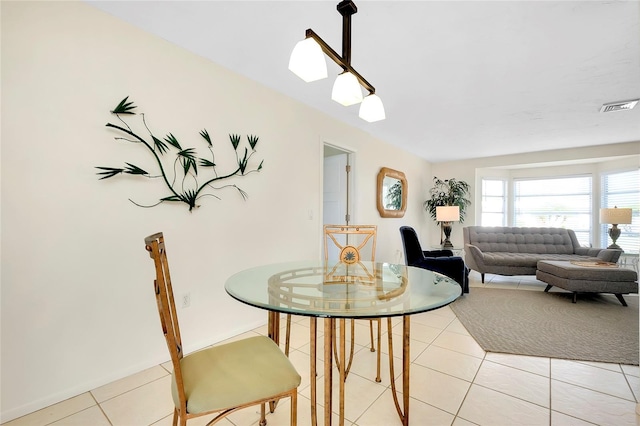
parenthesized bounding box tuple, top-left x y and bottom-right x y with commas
(463, 226, 622, 283)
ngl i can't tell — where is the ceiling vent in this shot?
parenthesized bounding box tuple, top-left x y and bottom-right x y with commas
(600, 99, 639, 113)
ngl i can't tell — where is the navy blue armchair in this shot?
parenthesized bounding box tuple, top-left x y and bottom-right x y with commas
(400, 226, 469, 293)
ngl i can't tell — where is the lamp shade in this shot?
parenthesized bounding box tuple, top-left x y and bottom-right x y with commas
(436, 206, 460, 222)
(599, 207, 633, 224)
(288, 38, 327, 82)
(359, 94, 385, 122)
(331, 72, 363, 106)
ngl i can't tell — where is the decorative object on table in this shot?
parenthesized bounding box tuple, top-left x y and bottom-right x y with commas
(288, 0, 385, 122)
(376, 167, 407, 218)
(570, 261, 618, 268)
(144, 232, 300, 425)
(424, 177, 470, 243)
(436, 205, 460, 249)
(96, 97, 264, 211)
(599, 206, 633, 250)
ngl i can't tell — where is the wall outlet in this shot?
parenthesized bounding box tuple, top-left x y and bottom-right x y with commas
(181, 292, 191, 309)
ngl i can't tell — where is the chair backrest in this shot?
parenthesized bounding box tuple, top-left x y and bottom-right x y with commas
(324, 225, 377, 282)
(144, 232, 187, 413)
(399, 226, 424, 266)
(324, 224, 377, 263)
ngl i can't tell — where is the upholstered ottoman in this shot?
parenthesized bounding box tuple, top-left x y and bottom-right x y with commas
(536, 260, 638, 306)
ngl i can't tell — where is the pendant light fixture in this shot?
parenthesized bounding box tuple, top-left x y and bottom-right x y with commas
(332, 72, 363, 106)
(359, 94, 385, 122)
(289, 0, 385, 122)
(288, 38, 327, 82)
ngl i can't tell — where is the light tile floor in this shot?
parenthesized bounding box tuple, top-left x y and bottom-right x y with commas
(5, 272, 640, 426)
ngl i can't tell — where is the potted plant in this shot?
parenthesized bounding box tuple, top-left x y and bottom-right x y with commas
(424, 177, 471, 223)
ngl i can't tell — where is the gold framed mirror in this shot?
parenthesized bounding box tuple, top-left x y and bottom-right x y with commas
(376, 167, 407, 218)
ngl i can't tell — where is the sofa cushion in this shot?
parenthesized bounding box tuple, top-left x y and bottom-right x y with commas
(537, 260, 637, 282)
(464, 227, 577, 254)
(481, 252, 604, 267)
(536, 270, 638, 294)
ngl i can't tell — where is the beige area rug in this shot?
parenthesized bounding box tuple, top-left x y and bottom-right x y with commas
(450, 288, 639, 365)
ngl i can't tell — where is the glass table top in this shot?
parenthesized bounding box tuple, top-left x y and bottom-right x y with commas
(225, 260, 462, 319)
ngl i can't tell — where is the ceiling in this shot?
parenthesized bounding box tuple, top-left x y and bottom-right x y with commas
(87, 1, 640, 163)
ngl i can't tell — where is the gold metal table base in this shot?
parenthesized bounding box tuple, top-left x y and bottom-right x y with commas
(309, 316, 410, 426)
(270, 311, 410, 426)
(386, 317, 410, 425)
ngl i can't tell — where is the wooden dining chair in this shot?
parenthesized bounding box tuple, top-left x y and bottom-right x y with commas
(325, 224, 381, 381)
(144, 232, 300, 426)
(284, 225, 381, 382)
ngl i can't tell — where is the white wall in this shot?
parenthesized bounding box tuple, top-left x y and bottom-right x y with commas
(0, 2, 431, 421)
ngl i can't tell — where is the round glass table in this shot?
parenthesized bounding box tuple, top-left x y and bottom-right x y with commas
(225, 260, 462, 426)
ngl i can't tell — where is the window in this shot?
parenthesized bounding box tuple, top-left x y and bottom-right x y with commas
(481, 179, 506, 226)
(601, 169, 639, 253)
(513, 176, 592, 245)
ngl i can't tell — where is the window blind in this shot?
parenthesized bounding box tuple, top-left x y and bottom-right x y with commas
(514, 176, 592, 245)
(481, 179, 506, 226)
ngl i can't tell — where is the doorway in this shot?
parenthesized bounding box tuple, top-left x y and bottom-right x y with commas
(323, 144, 354, 260)
(323, 144, 353, 226)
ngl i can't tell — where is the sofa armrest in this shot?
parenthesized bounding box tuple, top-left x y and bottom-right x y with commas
(597, 249, 623, 263)
(464, 243, 484, 272)
(413, 256, 468, 292)
(423, 249, 454, 258)
(574, 246, 622, 263)
(574, 246, 603, 257)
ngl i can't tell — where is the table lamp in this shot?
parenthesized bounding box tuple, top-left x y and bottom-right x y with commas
(436, 205, 460, 249)
(599, 206, 632, 250)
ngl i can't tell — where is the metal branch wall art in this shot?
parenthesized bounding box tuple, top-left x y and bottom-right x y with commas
(96, 97, 264, 211)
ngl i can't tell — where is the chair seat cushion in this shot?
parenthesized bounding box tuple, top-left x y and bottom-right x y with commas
(174, 335, 301, 414)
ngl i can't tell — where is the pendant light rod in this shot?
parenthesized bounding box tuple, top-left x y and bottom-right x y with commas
(304, 28, 375, 95)
(337, 0, 357, 65)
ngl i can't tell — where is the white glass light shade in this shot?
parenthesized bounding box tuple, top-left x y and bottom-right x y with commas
(436, 206, 460, 222)
(359, 94, 385, 122)
(599, 207, 633, 224)
(288, 38, 327, 82)
(331, 72, 363, 106)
